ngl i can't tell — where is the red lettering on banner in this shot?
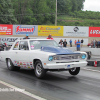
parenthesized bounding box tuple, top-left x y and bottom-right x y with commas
(16, 26, 34, 33)
(89, 27, 100, 37)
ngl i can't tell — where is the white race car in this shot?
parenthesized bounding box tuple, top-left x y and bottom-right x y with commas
(0, 39, 87, 78)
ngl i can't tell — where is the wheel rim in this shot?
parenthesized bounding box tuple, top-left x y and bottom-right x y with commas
(70, 68, 76, 72)
(8, 59, 11, 68)
(36, 63, 42, 76)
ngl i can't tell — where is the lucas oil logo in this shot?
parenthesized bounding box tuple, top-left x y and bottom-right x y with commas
(16, 26, 35, 34)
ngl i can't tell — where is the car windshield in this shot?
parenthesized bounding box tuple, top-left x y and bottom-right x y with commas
(30, 40, 59, 50)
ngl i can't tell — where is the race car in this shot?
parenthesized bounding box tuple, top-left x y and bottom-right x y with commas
(0, 39, 87, 78)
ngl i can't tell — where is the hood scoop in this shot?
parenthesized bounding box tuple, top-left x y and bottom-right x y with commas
(41, 46, 80, 55)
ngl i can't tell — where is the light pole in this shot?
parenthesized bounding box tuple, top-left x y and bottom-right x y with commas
(55, 0, 57, 26)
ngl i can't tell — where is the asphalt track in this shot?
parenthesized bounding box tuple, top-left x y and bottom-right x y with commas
(0, 61, 100, 100)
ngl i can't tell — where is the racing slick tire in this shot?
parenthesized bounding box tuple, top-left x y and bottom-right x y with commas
(34, 60, 46, 78)
(6, 58, 20, 71)
(69, 67, 80, 75)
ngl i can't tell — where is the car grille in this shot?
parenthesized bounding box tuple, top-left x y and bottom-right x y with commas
(53, 54, 81, 63)
(60, 55, 78, 60)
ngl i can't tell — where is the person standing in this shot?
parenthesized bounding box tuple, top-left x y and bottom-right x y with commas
(74, 40, 77, 46)
(97, 40, 99, 48)
(23, 34, 30, 39)
(47, 34, 53, 40)
(59, 42, 63, 47)
(59, 39, 63, 44)
(69, 39, 72, 47)
(76, 40, 81, 51)
(81, 39, 84, 47)
(93, 39, 95, 48)
(63, 39, 67, 47)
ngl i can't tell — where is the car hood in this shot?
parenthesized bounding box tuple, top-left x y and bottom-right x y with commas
(41, 46, 80, 55)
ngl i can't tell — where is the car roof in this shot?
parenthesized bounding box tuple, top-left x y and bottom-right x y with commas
(18, 39, 53, 41)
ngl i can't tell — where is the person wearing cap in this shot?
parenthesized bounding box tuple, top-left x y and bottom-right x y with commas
(23, 34, 30, 39)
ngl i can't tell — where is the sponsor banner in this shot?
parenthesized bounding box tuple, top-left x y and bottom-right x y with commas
(0, 24, 13, 35)
(0, 37, 18, 42)
(64, 26, 89, 37)
(89, 27, 100, 37)
(38, 25, 63, 36)
(0, 37, 20, 46)
(13, 25, 38, 35)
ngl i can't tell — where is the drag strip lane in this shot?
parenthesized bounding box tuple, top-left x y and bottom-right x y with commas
(0, 61, 100, 100)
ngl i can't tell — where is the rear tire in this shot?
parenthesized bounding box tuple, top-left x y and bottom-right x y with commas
(6, 59, 20, 71)
(69, 67, 80, 75)
(34, 60, 46, 78)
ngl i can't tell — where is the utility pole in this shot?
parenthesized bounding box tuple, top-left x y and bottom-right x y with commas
(55, 0, 57, 26)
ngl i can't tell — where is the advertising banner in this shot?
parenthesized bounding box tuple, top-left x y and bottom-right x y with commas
(0, 24, 13, 35)
(13, 25, 38, 35)
(38, 25, 63, 36)
(64, 26, 89, 37)
(89, 27, 100, 37)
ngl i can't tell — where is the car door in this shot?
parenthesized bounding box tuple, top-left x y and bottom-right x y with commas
(16, 41, 30, 68)
(11, 41, 20, 64)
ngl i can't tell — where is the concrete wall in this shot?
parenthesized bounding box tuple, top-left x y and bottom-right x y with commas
(68, 47, 100, 56)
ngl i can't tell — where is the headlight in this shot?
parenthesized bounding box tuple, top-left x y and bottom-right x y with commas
(48, 56, 53, 61)
(82, 54, 86, 59)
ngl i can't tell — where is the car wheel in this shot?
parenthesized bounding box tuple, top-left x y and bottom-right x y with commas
(34, 60, 46, 78)
(69, 67, 80, 75)
(6, 59, 20, 71)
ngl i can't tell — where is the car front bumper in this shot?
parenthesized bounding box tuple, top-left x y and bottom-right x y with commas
(45, 61, 87, 69)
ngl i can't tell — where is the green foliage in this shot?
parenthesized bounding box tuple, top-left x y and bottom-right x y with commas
(0, 0, 17, 24)
(0, 0, 100, 27)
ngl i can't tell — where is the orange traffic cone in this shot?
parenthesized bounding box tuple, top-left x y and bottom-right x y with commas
(94, 61, 97, 67)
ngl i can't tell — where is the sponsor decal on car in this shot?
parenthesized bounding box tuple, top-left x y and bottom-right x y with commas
(67, 65, 70, 68)
(28, 66, 31, 68)
(31, 45, 34, 49)
(30, 62, 32, 65)
(20, 62, 22, 65)
(17, 61, 19, 64)
(23, 62, 26, 65)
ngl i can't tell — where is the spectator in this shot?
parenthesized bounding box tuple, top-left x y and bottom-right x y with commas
(69, 39, 72, 47)
(97, 40, 99, 48)
(59, 39, 63, 44)
(59, 42, 63, 47)
(90, 40, 93, 48)
(98, 40, 100, 48)
(47, 34, 53, 40)
(81, 39, 84, 47)
(95, 40, 98, 48)
(23, 34, 30, 39)
(76, 40, 81, 51)
(74, 40, 77, 46)
(63, 39, 67, 47)
(93, 39, 95, 48)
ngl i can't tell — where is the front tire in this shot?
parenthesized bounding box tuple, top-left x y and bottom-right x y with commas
(69, 67, 80, 75)
(6, 59, 20, 71)
(34, 60, 46, 78)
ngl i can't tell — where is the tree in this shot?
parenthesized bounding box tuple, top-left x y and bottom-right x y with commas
(0, 0, 17, 24)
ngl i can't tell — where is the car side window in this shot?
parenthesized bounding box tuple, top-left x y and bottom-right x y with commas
(13, 42, 19, 50)
(19, 41, 29, 50)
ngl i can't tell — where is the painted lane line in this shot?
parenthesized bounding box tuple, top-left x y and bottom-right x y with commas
(81, 68, 100, 73)
(0, 80, 46, 100)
